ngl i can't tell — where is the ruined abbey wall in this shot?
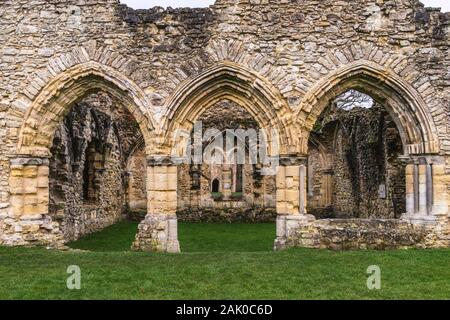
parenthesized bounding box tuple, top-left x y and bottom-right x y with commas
(176, 99, 277, 222)
(127, 146, 147, 214)
(49, 99, 126, 241)
(0, 0, 448, 153)
(308, 104, 406, 220)
(0, 0, 449, 250)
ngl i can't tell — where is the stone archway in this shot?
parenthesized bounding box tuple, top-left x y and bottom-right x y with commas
(18, 61, 154, 157)
(133, 62, 296, 253)
(275, 61, 447, 250)
(297, 61, 439, 155)
(298, 62, 443, 219)
(7, 62, 155, 247)
(158, 62, 297, 156)
(306, 92, 406, 220)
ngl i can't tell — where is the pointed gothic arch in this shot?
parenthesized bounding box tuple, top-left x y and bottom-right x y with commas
(298, 61, 440, 155)
(159, 62, 296, 157)
(17, 61, 155, 157)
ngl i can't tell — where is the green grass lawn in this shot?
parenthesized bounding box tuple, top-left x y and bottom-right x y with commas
(67, 221, 275, 252)
(1, 220, 449, 300)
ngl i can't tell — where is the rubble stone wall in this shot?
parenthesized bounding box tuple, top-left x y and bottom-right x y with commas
(49, 102, 123, 241)
(308, 105, 406, 220)
(285, 217, 450, 250)
(48, 92, 143, 242)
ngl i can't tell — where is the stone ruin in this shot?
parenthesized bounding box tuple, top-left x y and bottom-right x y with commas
(0, 0, 449, 251)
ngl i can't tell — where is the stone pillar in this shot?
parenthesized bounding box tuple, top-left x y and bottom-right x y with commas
(222, 166, 232, 200)
(3, 157, 63, 246)
(132, 156, 180, 253)
(274, 156, 315, 250)
(403, 156, 448, 223)
(418, 162, 428, 215)
(431, 163, 448, 217)
(405, 163, 415, 216)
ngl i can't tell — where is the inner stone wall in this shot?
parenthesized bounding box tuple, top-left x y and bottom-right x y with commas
(176, 99, 277, 222)
(127, 146, 147, 215)
(49, 92, 143, 242)
(308, 104, 406, 219)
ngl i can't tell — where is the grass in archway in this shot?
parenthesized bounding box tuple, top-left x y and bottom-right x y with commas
(179, 222, 275, 252)
(67, 221, 139, 252)
(67, 221, 275, 252)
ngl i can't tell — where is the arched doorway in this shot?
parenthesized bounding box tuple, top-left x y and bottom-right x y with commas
(13, 62, 154, 247)
(134, 63, 294, 252)
(277, 62, 446, 250)
(298, 63, 442, 221)
(211, 179, 220, 193)
(48, 91, 146, 241)
(300, 62, 439, 155)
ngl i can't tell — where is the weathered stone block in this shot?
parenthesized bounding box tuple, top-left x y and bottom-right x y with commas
(132, 214, 180, 253)
(23, 166, 38, 178)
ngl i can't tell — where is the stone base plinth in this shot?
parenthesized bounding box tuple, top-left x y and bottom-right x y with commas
(1, 157, 65, 248)
(274, 214, 316, 250)
(132, 214, 180, 253)
(274, 215, 450, 250)
(0, 214, 65, 248)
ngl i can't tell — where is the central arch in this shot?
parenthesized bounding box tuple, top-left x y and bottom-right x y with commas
(134, 62, 293, 252)
(160, 62, 295, 157)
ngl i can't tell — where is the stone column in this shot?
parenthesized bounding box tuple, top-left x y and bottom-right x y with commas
(132, 156, 180, 253)
(431, 163, 448, 217)
(222, 166, 232, 200)
(274, 156, 315, 250)
(405, 163, 416, 216)
(418, 162, 428, 216)
(4, 157, 63, 246)
(403, 156, 448, 223)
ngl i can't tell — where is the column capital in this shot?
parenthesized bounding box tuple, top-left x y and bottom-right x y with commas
(400, 155, 446, 166)
(10, 157, 49, 166)
(146, 155, 183, 166)
(279, 154, 308, 166)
